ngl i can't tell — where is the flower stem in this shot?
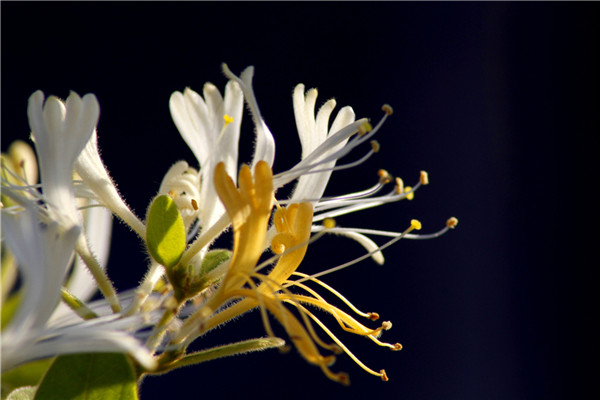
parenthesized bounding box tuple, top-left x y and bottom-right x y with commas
(75, 236, 121, 313)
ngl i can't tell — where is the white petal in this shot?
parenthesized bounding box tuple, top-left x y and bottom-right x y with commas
(74, 131, 145, 237)
(222, 64, 275, 168)
(330, 230, 385, 265)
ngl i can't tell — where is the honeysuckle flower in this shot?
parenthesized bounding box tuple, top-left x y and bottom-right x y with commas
(169, 79, 244, 232)
(27, 91, 98, 229)
(1, 63, 457, 394)
(0, 201, 156, 371)
(141, 65, 456, 384)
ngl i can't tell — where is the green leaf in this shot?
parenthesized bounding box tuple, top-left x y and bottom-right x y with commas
(33, 353, 138, 400)
(146, 195, 186, 268)
(1, 358, 52, 398)
(7, 386, 36, 400)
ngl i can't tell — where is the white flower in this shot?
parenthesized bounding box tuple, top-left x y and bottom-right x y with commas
(291, 84, 356, 201)
(169, 79, 244, 231)
(27, 91, 98, 229)
(0, 201, 156, 371)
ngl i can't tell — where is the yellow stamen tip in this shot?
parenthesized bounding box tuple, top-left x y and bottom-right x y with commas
(377, 169, 392, 184)
(395, 177, 404, 194)
(393, 343, 403, 351)
(368, 312, 380, 321)
(404, 186, 414, 200)
(223, 114, 234, 125)
(382, 104, 394, 116)
(358, 121, 373, 136)
(446, 217, 459, 229)
(323, 218, 336, 229)
(420, 170, 429, 185)
(410, 219, 422, 231)
(370, 140, 381, 153)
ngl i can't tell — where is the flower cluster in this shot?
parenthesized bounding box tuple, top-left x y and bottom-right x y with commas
(1, 64, 457, 386)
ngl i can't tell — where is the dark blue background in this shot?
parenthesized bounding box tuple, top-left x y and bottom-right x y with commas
(2, 2, 597, 399)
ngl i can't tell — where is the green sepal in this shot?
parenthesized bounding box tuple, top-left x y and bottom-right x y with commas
(200, 249, 231, 275)
(167, 249, 231, 303)
(146, 195, 186, 268)
(33, 353, 138, 400)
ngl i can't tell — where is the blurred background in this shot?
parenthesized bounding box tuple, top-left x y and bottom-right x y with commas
(2, 2, 597, 399)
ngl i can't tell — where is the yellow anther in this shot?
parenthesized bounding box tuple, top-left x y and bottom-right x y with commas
(381, 321, 392, 330)
(370, 140, 380, 153)
(446, 217, 459, 229)
(377, 169, 392, 185)
(404, 186, 414, 200)
(358, 121, 373, 136)
(223, 114, 234, 126)
(392, 343, 403, 351)
(410, 219, 422, 231)
(395, 177, 404, 194)
(381, 104, 393, 116)
(323, 218, 336, 229)
(420, 170, 429, 185)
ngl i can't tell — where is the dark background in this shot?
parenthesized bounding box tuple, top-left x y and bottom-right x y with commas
(2, 2, 597, 399)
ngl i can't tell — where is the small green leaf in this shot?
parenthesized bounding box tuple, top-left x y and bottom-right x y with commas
(146, 195, 186, 268)
(33, 353, 138, 400)
(7, 386, 36, 400)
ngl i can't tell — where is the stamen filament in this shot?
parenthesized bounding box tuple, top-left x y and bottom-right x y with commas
(293, 221, 421, 285)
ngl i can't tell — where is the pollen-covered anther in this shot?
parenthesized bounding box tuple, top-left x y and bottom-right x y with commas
(404, 186, 414, 200)
(381, 321, 393, 330)
(395, 177, 405, 194)
(323, 218, 336, 229)
(380, 369, 389, 381)
(191, 199, 199, 211)
(358, 121, 373, 136)
(410, 219, 422, 231)
(378, 169, 392, 184)
(446, 217, 459, 229)
(368, 312, 380, 321)
(382, 104, 394, 116)
(392, 343, 403, 351)
(420, 170, 429, 185)
(370, 140, 381, 153)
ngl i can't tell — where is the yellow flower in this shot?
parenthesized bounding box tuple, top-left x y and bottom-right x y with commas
(176, 161, 409, 384)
